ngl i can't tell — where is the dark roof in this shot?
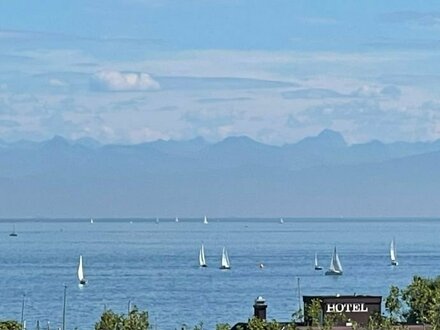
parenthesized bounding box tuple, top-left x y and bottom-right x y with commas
(303, 295, 382, 299)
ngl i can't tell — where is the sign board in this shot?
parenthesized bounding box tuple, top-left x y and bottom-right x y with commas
(303, 295, 382, 326)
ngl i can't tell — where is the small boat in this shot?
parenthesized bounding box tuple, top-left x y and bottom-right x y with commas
(390, 238, 398, 266)
(155, 217, 160, 224)
(220, 247, 231, 269)
(203, 216, 208, 224)
(90, 218, 94, 224)
(314, 252, 323, 270)
(259, 263, 265, 269)
(199, 244, 207, 267)
(325, 247, 343, 276)
(9, 224, 18, 237)
(279, 218, 284, 224)
(175, 217, 179, 223)
(77, 255, 87, 285)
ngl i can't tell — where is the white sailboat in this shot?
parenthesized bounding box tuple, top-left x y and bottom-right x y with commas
(325, 247, 343, 276)
(203, 216, 208, 224)
(279, 218, 284, 224)
(199, 244, 207, 267)
(314, 252, 322, 270)
(90, 218, 94, 224)
(77, 255, 87, 285)
(220, 247, 231, 269)
(390, 238, 398, 266)
(175, 217, 179, 223)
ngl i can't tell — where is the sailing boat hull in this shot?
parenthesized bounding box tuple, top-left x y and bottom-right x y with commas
(315, 266, 323, 270)
(325, 270, 342, 275)
(391, 261, 399, 266)
(219, 266, 230, 270)
(79, 279, 87, 285)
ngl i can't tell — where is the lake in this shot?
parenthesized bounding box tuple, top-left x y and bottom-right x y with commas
(0, 218, 439, 329)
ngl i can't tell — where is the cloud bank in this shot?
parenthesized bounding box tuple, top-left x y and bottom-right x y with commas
(91, 70, 160, 92)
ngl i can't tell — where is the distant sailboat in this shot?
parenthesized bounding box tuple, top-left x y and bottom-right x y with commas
(279, 218, 284, 224)
(77, 255, 87, 285)
(156, 217, 160, 224)
(220, 247, 231, 269)
(199, 244, 207, 267)
(203, 216, 208, 224)
(175, 217, 179, 223)
(314, 252, 323, 270)
(9, 224, 18, 237)
(325, 247, 343, 276)
(90, 218, 94, 224)
(390, 238, 398, 266)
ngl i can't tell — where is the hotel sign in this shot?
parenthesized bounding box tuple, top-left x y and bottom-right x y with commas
(303, 295, 382, 326)
(326, 303, 369, 313)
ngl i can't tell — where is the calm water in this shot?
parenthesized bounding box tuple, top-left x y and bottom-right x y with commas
(0, 218, 439, 330)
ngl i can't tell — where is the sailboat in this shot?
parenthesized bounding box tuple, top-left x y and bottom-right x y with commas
(175, 217, 179, 223)
(325, 247, 343, 276)
(77, 255, 87, 285)
(90, 218, 94, 224)
(220, 247, 231, 269)
(314, 252, 322, 270)
(199, 244, 207, 267)
(279, 218, 284, 224)
(390, 238, 398, 266)
(203, 216, 208, 224)
(9, 224, 18, 237)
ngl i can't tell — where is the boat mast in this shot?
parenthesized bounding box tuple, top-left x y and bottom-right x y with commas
(62, 285, 67, 330)
(21, 294, 25, 329)
(297, 277, 302, 320)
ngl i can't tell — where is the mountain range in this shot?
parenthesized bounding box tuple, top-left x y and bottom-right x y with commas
(1, 129, 439, 218)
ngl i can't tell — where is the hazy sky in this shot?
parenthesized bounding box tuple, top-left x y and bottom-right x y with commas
(1, 0, 440, 144)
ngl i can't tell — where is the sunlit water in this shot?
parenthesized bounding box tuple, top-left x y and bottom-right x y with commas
(0, 218, 439, 329)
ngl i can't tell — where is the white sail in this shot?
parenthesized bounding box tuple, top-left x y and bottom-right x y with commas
(327, 247, 343, 274)
(203, 216, 208, 224)
(280, 218, 284, 224)
(390, 239, 398, 265)
(77, 255, 85, 282)
(315, 253, 318, 267)
(175, 217, 179, 223)
(221, 247, 230, 269)
(90, 218, 93, 224)
(199, 244, 207, 267)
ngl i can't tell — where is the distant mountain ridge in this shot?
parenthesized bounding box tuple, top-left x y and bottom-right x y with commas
(0, 130, 439, 217)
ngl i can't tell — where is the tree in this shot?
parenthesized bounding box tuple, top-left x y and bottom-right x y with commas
(247, 317, 265, 330)
(215, 323, 230, 330)
(95, 305, 149, 330)
(0, 321, 22, 330)
(385, 285, 402, 324)
(95, 310, 123, 330)
(305, 298, 322, 328)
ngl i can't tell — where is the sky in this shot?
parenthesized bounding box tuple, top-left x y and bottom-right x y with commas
(1, 0, 440, 145)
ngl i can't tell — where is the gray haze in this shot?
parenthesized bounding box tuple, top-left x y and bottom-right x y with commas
(1, 129, 439, 218)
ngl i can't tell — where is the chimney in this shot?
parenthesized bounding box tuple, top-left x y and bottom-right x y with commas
(253, 296, 267, 320)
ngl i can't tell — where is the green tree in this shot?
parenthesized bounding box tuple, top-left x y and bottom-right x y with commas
(95, 310, 123, 330)
(193, 321, 204, 330)
(95, 305, 149, 330)
(215, 323, 230, 330)
(0, 321, 22, 330)
(385, 285, 402, 324)
(305, 299, 322, 328)
(247, 317, 266, 330)
(123, 306, 149, 330)
(266, 320, 282, 330)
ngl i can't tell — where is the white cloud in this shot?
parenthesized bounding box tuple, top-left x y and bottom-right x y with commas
(49, 78, 67, 87)
(91, 70, 160, 92)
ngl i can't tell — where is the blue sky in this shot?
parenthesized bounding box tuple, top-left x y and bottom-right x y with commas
(1, 0, 440, 144)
